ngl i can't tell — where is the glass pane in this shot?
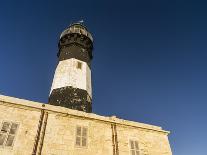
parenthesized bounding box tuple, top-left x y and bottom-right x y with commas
(135, 141, 139, 150)
(82, 137, 87, 146)
(5, 135, 15, 146)
(1, 122, 10, 133)
(76, 136, 81, 146)
(0, 134, 6, 145)
(82, 127, 87, 137)
(136, 151, 139, 155)
(130, 140, 134, 149)
(10, 123, 18, 134)
(131, 150, 135, 155)
(76, 127, 81, 136)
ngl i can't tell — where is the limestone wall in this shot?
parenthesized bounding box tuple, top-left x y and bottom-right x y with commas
(0, 99, 41, 155)
(0, 95, 172, 155)
(117, 125, 171, 155)
(42, 113, 172, 155)
(42, 113, 113, 155)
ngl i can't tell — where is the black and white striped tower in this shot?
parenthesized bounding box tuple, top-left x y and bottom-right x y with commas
(48, 22, 93, 113)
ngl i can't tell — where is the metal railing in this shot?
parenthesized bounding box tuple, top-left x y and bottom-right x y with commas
(60, 27, 93, 42)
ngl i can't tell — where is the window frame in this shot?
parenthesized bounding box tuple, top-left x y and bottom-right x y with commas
(0, 121, 19, 148)
(129, 139, 140, 155)
(75, 125, 88, 148)
(76, 61, 82, 70)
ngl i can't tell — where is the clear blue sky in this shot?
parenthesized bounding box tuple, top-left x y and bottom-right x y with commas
(0, 0, 206, 154)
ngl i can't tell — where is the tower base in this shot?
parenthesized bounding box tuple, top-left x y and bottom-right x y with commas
(48, 86, 92, 113)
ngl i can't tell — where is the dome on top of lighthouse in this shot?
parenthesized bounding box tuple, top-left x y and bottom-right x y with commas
(60, 22, 93, 42)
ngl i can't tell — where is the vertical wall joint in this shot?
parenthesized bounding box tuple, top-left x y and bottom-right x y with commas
(32, 110, 48, 155)
(111, 123, 119, 155)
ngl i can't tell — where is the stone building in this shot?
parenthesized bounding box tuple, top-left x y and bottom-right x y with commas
(0, 23, 172, 155)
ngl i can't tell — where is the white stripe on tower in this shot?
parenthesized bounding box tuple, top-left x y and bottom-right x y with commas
(50, 58, 92, 98)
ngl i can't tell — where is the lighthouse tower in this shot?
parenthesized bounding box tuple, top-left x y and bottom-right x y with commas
(48, 22, 93, 113)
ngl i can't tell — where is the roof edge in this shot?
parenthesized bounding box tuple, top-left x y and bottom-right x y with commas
(0, 94, 170, 134)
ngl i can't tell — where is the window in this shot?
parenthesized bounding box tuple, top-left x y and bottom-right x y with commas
(74, 25, 81, 29)
(129, 140, 140, 155)
(77, 61, 82, 69)
(75, 126, 88, 147)
(0, 121, 19, 147)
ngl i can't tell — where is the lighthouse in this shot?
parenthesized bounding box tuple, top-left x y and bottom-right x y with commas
(48, 22, 93, 113)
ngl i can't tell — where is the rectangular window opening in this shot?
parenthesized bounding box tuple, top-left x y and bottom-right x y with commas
(77, 62, 82, 69)
(129, 140, 140, 155)
(0, 121, 18, 147)
(75, 126, 88, 147)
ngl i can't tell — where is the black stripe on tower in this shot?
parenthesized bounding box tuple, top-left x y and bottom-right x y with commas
(57, 33, 93, 67)
(49, 86, 92, 113)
